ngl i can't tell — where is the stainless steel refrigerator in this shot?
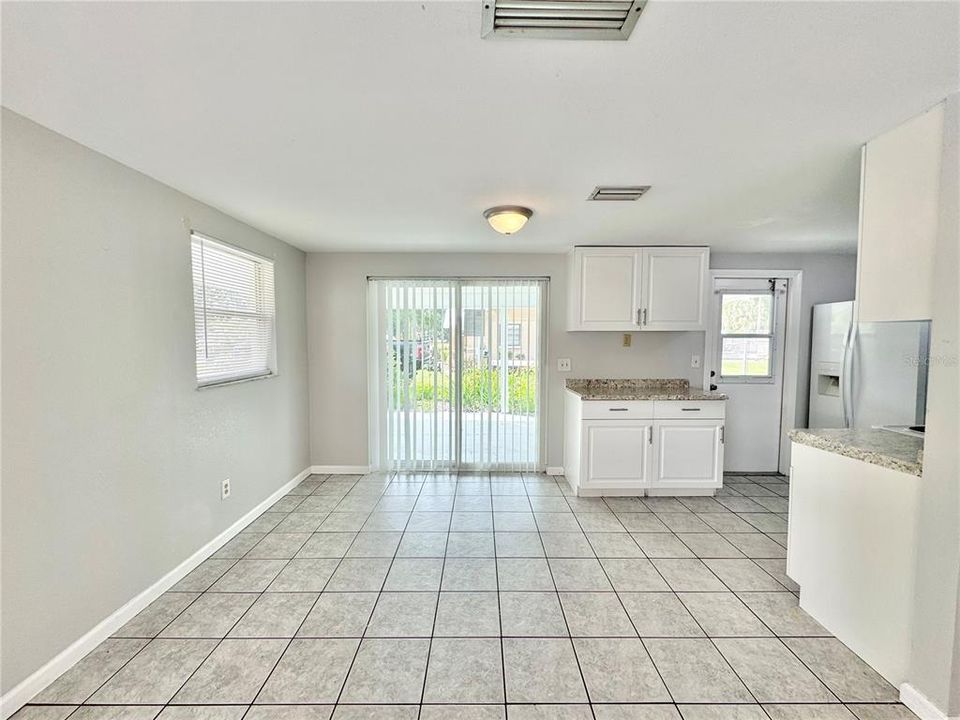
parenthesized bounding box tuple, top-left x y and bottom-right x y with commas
(809, 301, 930, 429)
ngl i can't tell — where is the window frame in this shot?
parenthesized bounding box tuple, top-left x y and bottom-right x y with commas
(506, 322, 522, 349)
(715, 288, 778, 384)
(191, 231, 278, 389)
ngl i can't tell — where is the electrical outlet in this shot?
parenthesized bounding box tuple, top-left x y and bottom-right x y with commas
(557, 358, 572, 372)
(622, 334, 632, 347)
(691, 355, 702, 369)
(221, 478, 231, 500)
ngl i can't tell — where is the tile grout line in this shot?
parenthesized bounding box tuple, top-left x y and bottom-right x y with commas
(416, 472, 457, 715)
(159, 474, 342, 714)
(573, 502, 678, 710)
(242, 471, 372, 716)
(325, 470, 418, 711)
(538, 479, 597, 720)
(34, 471, 893, 717)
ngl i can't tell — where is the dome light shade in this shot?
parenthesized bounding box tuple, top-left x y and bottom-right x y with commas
(484, 206, 532, 235)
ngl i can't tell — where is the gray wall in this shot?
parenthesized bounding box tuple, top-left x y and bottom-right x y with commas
(305, 251, 857, 468)
(1, 110, 310, 693)
(908, 90, 960, 716)
(306, 252, 704, 468)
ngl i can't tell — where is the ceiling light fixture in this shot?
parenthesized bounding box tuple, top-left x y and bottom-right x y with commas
(484, 205, 533, 235)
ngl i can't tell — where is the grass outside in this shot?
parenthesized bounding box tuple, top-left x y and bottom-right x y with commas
(395, 366, 537, 413)
(721, 359, 770, 377)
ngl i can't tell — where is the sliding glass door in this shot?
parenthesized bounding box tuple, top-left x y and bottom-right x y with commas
(368, 277, 546, 471)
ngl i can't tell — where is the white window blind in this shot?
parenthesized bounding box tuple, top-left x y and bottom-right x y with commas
(367, 277, 545, 472)
(191, 233, 276, 387)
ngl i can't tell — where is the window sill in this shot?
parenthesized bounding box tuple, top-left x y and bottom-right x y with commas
(197, 372, 279, 390)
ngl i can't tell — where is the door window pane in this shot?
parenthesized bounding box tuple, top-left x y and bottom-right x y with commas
(721, 337, 771, 377)
(721, 294, 772, 334)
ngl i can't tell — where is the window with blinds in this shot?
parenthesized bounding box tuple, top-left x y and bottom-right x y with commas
(191, 232, 276, 387)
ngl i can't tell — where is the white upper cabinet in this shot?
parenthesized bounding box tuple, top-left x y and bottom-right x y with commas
(567, 246, 709, 331)
(857, 102, 944, 322)
(568, 247, 642, 330)
(641, 247, 710, 331)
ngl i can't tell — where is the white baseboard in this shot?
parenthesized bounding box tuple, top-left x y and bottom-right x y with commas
(309, 464, 370, 475)
(0, 466, 312, 720)
(901, 683, 955, 720)
(545, 466, 565, 476)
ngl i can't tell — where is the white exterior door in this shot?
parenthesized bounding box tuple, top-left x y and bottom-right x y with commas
(582, 420, 652, 490)
(570, 248, 642, 330)
(652, 419, 723, 489)
(705, 276, 788, 472)
(641, 248, 709, 330)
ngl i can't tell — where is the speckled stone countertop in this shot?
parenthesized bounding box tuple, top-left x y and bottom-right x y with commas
(788, 428, 924, 477)
(565, 378, 727, 401)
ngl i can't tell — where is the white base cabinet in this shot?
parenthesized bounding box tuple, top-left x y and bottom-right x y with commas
(564, 392, 725, 496)
(652, 419, 724, 491)
(583, 420, 653, 490)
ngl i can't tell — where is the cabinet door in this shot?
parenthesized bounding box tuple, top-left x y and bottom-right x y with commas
(569, 248, 642, 330)
(640, 247, 709, 330)
(857, 103, 943, 322)
(582, 420, 652, 490)
(652, 419, 723, 489)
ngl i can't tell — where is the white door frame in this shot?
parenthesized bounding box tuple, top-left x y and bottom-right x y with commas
(703, 269, 803, 475)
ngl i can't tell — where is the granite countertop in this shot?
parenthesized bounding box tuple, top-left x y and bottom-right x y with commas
(565, 378, 727, 401)
(788, 428, 924, 477)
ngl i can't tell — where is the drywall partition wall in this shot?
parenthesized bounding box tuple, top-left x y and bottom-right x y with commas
(907, 90, 960, 719)
(709, 252, 858, 429)
(1, 110, 310, 695)
(305, 252, 705, 468)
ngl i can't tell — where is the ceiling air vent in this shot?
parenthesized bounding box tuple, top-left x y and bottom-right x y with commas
(481, 0, 647, 41)
(588, 185, 651, 201)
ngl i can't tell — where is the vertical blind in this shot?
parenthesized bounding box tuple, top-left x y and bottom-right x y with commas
(370, 279, 458, 470)
(368, 277, 545, 472)
(459, 279, 544, 471)
(191, 232, 276, 387)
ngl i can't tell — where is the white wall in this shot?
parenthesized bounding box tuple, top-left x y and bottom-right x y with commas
(1, 110, 310, 694)
(907, 90, 960, 717)
(306, 251, 857, 469)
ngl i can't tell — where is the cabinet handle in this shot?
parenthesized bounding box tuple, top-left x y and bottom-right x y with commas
(608, 408, 629, 412)
(636, 308, 642, 325)
(681, 408, 701, 412)
(642, 308, 648, 326)
(720, 426, 725, 443)
(648, 426, 653, 444)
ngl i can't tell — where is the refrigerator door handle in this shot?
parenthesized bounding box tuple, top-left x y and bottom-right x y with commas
(840, 322, 854, 428)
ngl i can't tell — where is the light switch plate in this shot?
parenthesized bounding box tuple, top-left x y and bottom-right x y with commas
(691, 355, 702, 369)
(557, 358, 572, 372)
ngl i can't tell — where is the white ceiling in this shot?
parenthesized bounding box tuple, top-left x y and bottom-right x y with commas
(3, 1, 957, 254)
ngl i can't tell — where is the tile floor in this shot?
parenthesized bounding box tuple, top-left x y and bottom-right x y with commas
(16, 472, 917, 720)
